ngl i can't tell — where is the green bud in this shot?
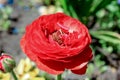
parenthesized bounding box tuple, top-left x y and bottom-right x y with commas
(0, 54, 16, 73)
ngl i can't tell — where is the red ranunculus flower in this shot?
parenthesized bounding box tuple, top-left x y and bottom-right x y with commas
(20, 13, 93, 75)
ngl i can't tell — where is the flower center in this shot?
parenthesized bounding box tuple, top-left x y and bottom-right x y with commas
(52, 30, 64, 45)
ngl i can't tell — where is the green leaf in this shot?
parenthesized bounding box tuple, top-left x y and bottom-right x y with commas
(94, 55, 105, 67)
(59, 0, 70, 15)
(90, 30, 120, 44)
(87, 63, 94, 76)
(91, 0, 112, 14)
(100, 66, 108, 73)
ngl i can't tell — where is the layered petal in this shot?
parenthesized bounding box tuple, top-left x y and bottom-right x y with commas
(71, 63, 88, 74)
(20, 13, 93, 75)
(64, 47, 93, 69)
(36, 57, 64, 75)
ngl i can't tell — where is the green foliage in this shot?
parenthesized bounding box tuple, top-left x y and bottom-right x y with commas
(0, 6, 12, 31)
(87, 55, 108, 78)
(90, 31, 120, 44)
(96, 1, 120, 30)
(58, 0, 112, 24)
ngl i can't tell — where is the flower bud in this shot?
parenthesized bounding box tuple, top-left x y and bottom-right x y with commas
(0, 54, 16, 73)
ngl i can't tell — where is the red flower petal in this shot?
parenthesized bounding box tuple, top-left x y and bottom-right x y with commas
(71, 63, 88, 74)
(21, 35, 64, 75)
(64, 47, 93, 69)
(20, 35, 37, 62)
(36, 57, 64, 75)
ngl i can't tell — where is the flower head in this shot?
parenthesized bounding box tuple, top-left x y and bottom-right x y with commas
(20, 13, 93, 75)
(0, 54, 16, 73)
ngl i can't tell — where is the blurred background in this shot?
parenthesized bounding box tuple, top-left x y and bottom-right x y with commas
(0, 0, 120, 80)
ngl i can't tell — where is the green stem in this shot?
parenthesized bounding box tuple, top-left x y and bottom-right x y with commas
(56, 74, 62, 80)
(11, 70, 18, 80)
